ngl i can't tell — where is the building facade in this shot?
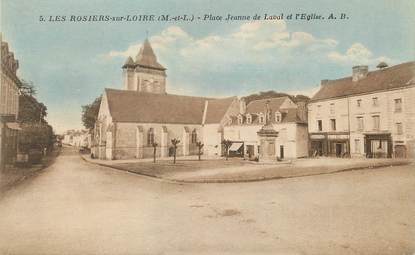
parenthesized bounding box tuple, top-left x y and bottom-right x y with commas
(0, 37, 21, 169)
(308, 62, 415, 158)
(94, 38, 310, 160)
(223, 97, 309, 160)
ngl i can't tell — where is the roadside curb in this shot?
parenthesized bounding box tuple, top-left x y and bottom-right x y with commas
(80, 155, 184, 185)
(80, 154, 411, 184)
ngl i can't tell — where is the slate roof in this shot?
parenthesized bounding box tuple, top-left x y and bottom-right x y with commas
(229, 97, 305, 124)
(204, 97, 236, 124)
(246, 97, 288, 114)
(104, 89, 234, 125)
(312, 61, 415, 102)
(134, 39, 166, 70)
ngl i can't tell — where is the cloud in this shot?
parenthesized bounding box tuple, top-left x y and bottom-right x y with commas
(102, 22, 394, 98)
(328, 43, 393, 65)
(106, 20, 338, 61)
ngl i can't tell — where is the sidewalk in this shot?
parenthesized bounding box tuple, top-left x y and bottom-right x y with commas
(0, 148, 61, 195)
(82, 154, 412, 183)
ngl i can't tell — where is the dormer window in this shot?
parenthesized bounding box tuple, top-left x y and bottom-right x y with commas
(226, 116, 232, 125)
(237, 115, 243, 125)
(246, 114, 252, 124)
(259, 113, 265, 124)
(275, 111, 282, 123)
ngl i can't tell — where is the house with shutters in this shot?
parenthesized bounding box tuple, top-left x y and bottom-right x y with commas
(308, 61, 415, 158)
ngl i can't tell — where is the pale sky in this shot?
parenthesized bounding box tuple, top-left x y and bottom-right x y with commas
(2, 0, 414, 133)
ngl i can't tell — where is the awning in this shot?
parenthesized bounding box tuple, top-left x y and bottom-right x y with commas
(229, 142, 243, 151)
(6, 122, 22, 130)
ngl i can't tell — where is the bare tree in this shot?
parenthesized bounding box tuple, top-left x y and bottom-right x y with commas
(171, 138, 180, 164)
(221, 139, 233, 160)
(196, 141, 204, 161)
(152, 142, 158, 163)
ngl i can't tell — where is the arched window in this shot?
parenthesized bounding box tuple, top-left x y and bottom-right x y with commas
(147, 128, 155, 146)
(246, 114, 252, 124)
(191, 129, 197, 143)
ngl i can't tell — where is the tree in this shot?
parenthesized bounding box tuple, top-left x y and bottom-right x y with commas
(221, 139, 233, 160)
(243, 90, 310, 105)
(20, 80, 37, 96)
(196, 141, 204, 161)
(152, 142, 158, 163)
(18, 95, 48, 124)
(17, 80, 55, 154)
(171, 138, 180, 164)
(81, 96, 102, 130)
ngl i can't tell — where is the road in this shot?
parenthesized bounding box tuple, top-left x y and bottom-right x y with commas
(0, 147, 414, 255)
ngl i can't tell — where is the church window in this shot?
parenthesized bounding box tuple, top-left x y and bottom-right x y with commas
(246, 114, 252, 124)
(147, 128, 155, 146)
(191, 129, 197, 143)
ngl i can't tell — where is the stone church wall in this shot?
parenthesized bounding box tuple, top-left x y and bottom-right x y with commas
(113, 122, 202, 160)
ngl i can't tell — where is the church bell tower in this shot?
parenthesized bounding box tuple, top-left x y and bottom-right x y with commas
(122, 38, 167, 94)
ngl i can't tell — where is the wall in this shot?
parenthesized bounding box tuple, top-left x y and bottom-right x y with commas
(223, 122, 306, 158)
(308, 97, 349, 133)
(134, 70, 166, 94)
(202, 124, 223, 156)
(113, 122, 202, 160)
(309, 85, 415, 158)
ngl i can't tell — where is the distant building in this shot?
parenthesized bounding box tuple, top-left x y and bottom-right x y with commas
(63, 130, 89, 147)
(308, 62, 415, 158)
(0, 36, 21, 170)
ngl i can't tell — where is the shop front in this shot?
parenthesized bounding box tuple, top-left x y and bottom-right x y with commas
(309, 132, 350, 157)
(364, 133, 392, 158)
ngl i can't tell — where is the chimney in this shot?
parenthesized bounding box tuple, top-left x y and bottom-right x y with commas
(352, 65, 368, 82)
(296, 101, 308, 122)
(239, 98, 246, 114)
(321, 79, 330, 86)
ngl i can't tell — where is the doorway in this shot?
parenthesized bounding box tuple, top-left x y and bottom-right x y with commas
(335, 143, 342, 157)
(280, 145, 284, 159)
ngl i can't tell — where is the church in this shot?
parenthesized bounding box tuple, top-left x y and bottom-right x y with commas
(93, 38, 309, 160)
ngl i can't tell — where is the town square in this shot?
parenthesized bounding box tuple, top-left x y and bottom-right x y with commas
(0, 0, 414, 254)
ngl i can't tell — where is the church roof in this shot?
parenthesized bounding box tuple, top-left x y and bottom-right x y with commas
(311, 61, 415, 102)
(135, 39, 166, 70)
(104, 89, 233, 124)
(204, 97, 237, 124)
(122, 56, 135, 68)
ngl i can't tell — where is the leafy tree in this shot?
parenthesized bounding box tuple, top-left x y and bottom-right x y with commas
(18, 95, 47, 124)
(81, 96, 102, 130)
(171, 138, 180, 164)
(18, 123, 54, 153)
(243, 90, 310, 104)
(20, 80, 37, 96)
(17, 80, 55, 154)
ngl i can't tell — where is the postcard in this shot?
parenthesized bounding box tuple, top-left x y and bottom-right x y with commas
(1, 0, 414, 254)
